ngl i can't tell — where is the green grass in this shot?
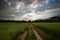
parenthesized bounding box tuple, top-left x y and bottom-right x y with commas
(0, 22, 60, 40)
(26, 25, 36, 40)
(33, 22, 60, 32)
(33, 22, 60, 40)
(0, 22, 28, 40)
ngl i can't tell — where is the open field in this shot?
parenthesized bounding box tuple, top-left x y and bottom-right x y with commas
(0, 22, 60, 40)
(33, 22, 60, 31)
(33, 22, 60, 40)
(0, 22, 28, 40)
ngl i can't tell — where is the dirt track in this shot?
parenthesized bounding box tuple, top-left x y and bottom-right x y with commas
(16, 24, 43, 40)
(32, 28, 42, 40)
(16, 31, 27, 40)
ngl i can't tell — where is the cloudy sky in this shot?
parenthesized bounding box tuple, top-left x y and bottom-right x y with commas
(0, 0, 60, 21)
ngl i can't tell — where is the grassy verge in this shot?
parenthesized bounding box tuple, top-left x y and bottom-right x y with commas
(0, 22, 28, 40)
(26, 25, 36, 40)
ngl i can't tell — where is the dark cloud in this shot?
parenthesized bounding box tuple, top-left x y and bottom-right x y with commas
(0, 0, 60, 21)
(0, 10, 15, 20)
(48, 4, 60, 9)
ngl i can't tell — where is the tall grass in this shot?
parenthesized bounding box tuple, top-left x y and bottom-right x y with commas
(0, 22, 28, 40)
(33, 22, 60, 31)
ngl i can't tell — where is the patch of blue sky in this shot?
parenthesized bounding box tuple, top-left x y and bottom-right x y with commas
(49, 0, 60, 4)
(52, 9, 60, 16)
(35, 6, 41, 12)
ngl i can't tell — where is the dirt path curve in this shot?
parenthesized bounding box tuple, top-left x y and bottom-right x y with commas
(17, 31, 27, 40)
(32, 28, 42, 40)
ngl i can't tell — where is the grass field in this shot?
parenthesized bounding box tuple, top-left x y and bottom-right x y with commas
(33, 22, 60, 40)
(33, 22, 60, 31)
(0, 22, 28, 40)
(0, 22, 60, 40)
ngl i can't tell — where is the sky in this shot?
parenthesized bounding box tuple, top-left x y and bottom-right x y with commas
(0, 0, 60, 21)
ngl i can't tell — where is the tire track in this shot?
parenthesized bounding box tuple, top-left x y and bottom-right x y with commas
(32, 28, 42, 40)
(34, 27, 59, 40)
(26, 24, 36, 40)
(16, 31, 27, 40)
